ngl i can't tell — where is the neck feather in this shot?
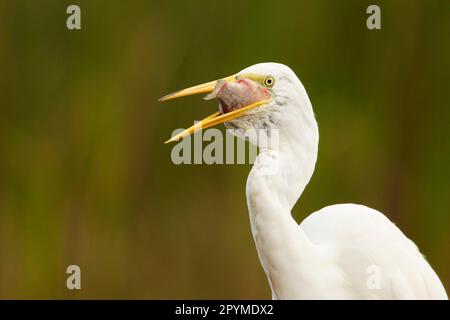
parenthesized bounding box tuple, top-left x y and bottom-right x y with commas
(245, 104, 319, 298)
(247, 106, 319, 213)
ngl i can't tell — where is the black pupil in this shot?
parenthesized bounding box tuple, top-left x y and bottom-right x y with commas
(267, 78, 272, 85)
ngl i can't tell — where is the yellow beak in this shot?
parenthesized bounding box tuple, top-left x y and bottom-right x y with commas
(159, 75, 270, 143)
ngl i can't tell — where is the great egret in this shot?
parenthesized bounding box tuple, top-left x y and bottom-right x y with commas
(160, 63, 448, 299)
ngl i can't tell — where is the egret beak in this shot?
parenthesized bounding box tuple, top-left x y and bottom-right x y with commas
(159, 75, 271, 143)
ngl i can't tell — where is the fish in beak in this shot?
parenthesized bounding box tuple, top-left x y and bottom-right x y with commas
(159, 74, 272, 143)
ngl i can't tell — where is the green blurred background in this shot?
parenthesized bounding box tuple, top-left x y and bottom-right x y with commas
(0, 0, 449, 299)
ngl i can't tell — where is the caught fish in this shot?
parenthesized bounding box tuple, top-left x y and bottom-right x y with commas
(205, 77, 271, 115)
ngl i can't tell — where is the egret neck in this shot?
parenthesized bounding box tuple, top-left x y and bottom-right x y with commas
(245, 95, 319, 298)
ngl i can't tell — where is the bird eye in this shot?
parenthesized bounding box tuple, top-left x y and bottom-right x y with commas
(264, 76, 275, 87)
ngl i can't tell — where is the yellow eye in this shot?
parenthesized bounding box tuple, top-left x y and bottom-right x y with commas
(264, 76, 275, 87)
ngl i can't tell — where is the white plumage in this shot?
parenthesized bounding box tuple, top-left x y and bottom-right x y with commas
(300, 204, 445, 299)
(235, 63, 447, 299)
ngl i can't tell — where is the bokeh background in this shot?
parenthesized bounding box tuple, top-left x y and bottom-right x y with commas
(0, 0, 449, 299)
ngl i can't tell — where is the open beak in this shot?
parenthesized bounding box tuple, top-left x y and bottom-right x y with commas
(159, 75, 271, 143)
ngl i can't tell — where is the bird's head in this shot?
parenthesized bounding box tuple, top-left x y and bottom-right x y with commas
(160, 63, 315, 148)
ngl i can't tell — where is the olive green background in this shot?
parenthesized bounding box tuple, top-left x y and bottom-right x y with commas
(0, 0, 449, 298)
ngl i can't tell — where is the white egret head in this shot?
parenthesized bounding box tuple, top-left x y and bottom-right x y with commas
(160, 62, 317, 149)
